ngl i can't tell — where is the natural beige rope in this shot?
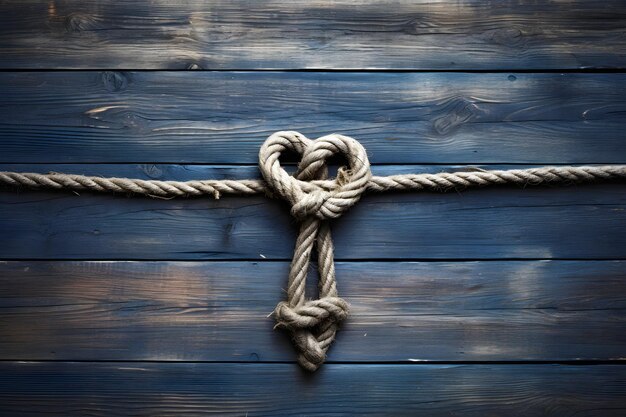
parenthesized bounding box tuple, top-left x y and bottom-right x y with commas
(3, 163, 626, 199)
(2, 130, 626, 371)
(258, 132, 371, 370)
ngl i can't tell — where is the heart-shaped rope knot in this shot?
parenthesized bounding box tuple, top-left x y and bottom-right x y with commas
(259, 131, 372, 220)
(258, 131, 370, 371)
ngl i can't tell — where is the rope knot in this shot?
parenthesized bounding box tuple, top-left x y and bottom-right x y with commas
(289, 189, 330, 219)
(274, 297, 348, 371)
(259, 131, 371, 220)
(274, 297, 349, 331)
(258, 131, 369, 371)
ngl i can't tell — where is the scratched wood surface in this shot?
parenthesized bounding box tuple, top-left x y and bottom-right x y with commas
(2, 72, 626, 164)
(1, 164, 625, 260)
(1, 363, 626, 416)
(1, 260, 625, 362)
(1, 1, 625, 416)
(1, 0, 626, 70)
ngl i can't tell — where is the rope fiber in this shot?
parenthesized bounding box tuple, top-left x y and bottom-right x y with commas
(2, 131, 626, 371)
(4, 164, 626, 200)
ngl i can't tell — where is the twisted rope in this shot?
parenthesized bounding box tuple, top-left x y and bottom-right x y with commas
(258, 132, 371, 370)
(2, 131, 626, 371)
(3, 165, 625, 199)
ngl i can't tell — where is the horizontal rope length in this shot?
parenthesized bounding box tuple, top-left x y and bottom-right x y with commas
(2, 131, 626, 372)
(2, 165, 626, 199)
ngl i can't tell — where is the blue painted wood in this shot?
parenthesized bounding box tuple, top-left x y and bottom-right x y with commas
(0, 362, 625, 416)
(1, 72, 626, 164)
(1, 1, 626, 70)
(1, 164, 625, 260)
(1, 260, 625, 362)
(1, 1, 625, 412)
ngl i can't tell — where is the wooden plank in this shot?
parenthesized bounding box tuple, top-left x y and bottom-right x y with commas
(2, 71, 626, 164)
(1, 362, 625, 416)
(2, 1, 626, 70)
(1, 260, 625, 362)
(1, 164, 625, 260)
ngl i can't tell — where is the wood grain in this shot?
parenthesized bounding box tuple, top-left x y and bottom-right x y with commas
(1, 260, 625, 362)
(1, 164, 625, 260)
(1, 362, 625, 416)
(2, 1, 626, 70)
(1, 1, 625, 414)
(2, 71, 626, 164)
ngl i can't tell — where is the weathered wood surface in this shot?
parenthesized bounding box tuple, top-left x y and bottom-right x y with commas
(2, 1, 626, 70)
(2, 71, 626, 164)
(1, 362, 625, 416)
(1, 164, 625, 260)
(1, 260, 625, 362)
(1, 3, 625, 414)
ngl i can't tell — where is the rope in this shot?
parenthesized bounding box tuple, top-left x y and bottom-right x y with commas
(258, 132, 370, 370)
(3, 165, 626, 200)
(2, 130, 626, 371)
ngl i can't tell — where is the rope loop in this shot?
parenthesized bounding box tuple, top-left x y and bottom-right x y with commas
(259, 131, 371, 220)
(259, 131, 370, 370)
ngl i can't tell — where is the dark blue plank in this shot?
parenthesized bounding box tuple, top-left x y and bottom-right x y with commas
(1, 260, 625, 362)
(1, 1, 626, 69)
(1, 72, 626, 164)
(1, 164, 625, 260)
(0, 362, 625, 416)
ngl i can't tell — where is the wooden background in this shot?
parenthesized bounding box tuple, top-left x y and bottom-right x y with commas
(0, 1, 625, 415)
